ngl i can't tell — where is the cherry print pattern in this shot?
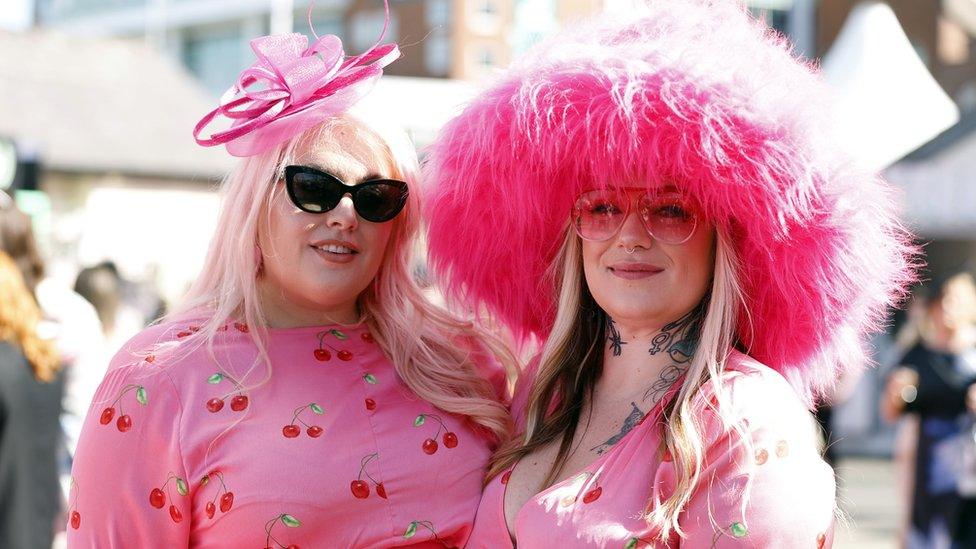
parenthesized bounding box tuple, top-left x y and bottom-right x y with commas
(176, 325, 201, 339)
(204, 372, 250, 413)
(281, 402, 325, 438)
(402, 520, 455, 547)
(624, 536, 656, 549)
(413, 414, 459, 455)
(708, 522, 749, 547)
(99, 383, 148, 433)
(351, 453, 386, 499)
(67, 477, 81, 530)
(264, 513, 301, 548)
(148, 472, 188, 523)
(314, 329, 353, 362)
(199, 470, 234, 519)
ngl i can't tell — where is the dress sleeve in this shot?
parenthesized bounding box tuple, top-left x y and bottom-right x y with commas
(66, 353, 191, 547)
(678, 371, 836, 548)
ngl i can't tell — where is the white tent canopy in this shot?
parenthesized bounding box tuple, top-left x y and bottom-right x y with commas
(821, 1, 959, 171)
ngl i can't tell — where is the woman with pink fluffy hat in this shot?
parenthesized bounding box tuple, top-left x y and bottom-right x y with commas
(425, 0, 917, 547)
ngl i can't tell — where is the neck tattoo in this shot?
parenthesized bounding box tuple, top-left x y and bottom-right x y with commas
(607, 318, 627, 357)
(591, 302, 707, 456)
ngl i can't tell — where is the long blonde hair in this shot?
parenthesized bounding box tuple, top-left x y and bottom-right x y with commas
(167, 112, 514, 442)
(0, 250, 60, 382)
(487, 227, 748, 540)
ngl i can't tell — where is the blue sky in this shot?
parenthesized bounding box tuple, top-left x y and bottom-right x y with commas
(0, 0, 33, 31)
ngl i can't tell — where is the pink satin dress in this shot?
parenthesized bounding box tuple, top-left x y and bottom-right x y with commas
(467, 350, 837, 548)
(67, 318, 503, 548)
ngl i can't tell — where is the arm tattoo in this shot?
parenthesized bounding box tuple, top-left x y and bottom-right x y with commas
(590, 401, 644, 455)
(607, 318, 627, 357)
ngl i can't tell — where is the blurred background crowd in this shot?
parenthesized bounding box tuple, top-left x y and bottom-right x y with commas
(1, 0, 976, 547)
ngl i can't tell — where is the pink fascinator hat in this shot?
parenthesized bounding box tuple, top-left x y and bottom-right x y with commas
(424, 0, 918, 406)
(194, 4, 399, 157)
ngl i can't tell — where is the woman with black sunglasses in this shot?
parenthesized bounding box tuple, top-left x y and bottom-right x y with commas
(67, 14, 512, 548)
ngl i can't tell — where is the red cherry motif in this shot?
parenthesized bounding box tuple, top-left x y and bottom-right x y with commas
(315, 329, 351, 363)
(351, 480, 370, 499)
(361, 332, 375, 343)
(149, 488, 166, 509)
(365, 398, 376, 411)
(352, 453, 384, 499)
(99, 407, 115, 425)
(101, 384, 147, 432)
(201, 471, 233, 519)
(443, 432, 458, 448)
(414, 414, 456, 455)
(145, 355, 155, 363)
(282, 402, 324, 438)
(264, 513, 302, 549)
(67, 479, 82, 530)
(582, 486, 602, 504)
(204, 372, 249, 414)
(177, 331, 191, 338)
(234, 322, 249, 333)
(501, 470, 512, 484)
(220, 492, 234, 513)
(151, 473, 188, 521)
(230, 395, 249, 411)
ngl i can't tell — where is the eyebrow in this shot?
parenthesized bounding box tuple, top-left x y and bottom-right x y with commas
(299, 164, 386, 184)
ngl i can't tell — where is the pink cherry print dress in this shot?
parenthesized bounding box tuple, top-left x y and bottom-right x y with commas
(467, 350, 836, 548)
(67, 318, 504, 548)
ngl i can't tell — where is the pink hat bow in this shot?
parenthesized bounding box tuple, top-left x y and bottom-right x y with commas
(194, 9, 399, 157)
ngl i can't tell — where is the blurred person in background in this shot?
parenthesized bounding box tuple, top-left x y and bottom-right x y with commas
(67, 7, 513, 546)
(0, 247, 63, 549)
(73, 263, 121, 340)
(883, 269, 976, 549)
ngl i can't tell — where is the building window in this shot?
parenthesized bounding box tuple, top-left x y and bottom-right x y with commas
(476, 0, 498, 16)
(294, 9, 344, 42)
(350, 10, 398, 53)
(469, 0, 501, 35)
(426, 0, 450, 29)
(425, 33, 450, 76)
(182, 25, 244, 95)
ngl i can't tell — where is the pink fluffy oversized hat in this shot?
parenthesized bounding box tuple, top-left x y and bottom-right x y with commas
(424, 0, 917, 405)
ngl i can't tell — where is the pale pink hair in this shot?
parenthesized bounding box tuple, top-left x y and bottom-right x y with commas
(165, 109, 513, 441)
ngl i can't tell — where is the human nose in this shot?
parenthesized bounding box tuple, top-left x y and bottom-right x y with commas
(616, 207, 652, 250)
(324, 194, 359, 231)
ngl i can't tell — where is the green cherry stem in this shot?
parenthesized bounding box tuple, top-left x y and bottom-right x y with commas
(109, 384, 143, 407)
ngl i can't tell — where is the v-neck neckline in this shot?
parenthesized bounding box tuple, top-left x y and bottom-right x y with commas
(499, 383, 678, 546)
